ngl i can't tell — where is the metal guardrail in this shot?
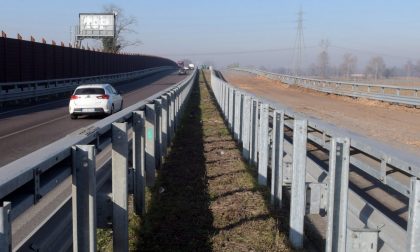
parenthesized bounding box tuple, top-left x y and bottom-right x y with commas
(233, 68, 420, 107)
(0, 66, 175, 106)
(0, 69, 197, 251)
(210, 69, 420, 251)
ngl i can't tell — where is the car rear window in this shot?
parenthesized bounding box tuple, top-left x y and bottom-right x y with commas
(74, 88, 105, 95)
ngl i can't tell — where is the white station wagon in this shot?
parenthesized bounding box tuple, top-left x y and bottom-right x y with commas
(69, 84, 123, 119)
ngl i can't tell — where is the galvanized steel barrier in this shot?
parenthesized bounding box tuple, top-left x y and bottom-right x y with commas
(234, 68, 420, 107)
(0, 69, 197, 251)
(210, 68, 420, 251)
(0, 66, 175, 106)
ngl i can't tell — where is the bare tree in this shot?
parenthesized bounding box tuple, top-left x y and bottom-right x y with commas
(102, 4, 142, 53)
(365, 56, 386, 81)
(339, 53, 357, 79)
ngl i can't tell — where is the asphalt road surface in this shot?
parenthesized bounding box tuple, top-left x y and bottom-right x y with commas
(0, 70, 189, 167)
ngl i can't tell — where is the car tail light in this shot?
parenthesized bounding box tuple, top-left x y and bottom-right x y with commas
(70, 95, 78, 100)
(96, 94, 109, 99)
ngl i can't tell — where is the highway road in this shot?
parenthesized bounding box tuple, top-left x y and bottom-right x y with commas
(0, 70, 189, 167)
(3, 69, 191, 250)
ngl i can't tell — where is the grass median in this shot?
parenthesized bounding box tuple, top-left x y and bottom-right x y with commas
(135, 70, 292, 251)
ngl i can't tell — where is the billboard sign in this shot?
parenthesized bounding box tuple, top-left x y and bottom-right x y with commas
(78, 13, 115, 38)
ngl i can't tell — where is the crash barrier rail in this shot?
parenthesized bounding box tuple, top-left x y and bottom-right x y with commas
(0, 66, 175, 106)
(210, 69, 420, 251)
(0, 69, 197, 251)
(233, 68, 420, 107)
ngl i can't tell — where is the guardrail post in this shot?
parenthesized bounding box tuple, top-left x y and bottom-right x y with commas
(271, 110, 284, 208)
(326, 138, 350, 252)
(169, 91, 175, 142)
(112, 122, 129, 252)
(227, 88, 234, 131)
(173, 88, 178, 126)
(234, 92, 242, 141)
(258, 103, 269, 185)
(154, 99, 162, 167)
(250, 99, 259, 166)
(220, 81, 225, 112)
(407, 177, 420, 252)
(174, 88, 180, 126)
(133, 111, 146, 215)
(224, 85, 229, 120)
(145, 104, 156, 186)
(33, 168, 41, 204)
(161, 95, 169, 159)
(242, 95, 251, 160)
(0, 201, 11, 252)
(289, 119, 307, 249)
(72, 145, 96, 252)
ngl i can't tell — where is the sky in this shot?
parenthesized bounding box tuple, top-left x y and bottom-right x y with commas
(2, 0, 420, 71)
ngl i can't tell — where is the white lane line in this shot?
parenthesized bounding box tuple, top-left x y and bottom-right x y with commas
(0, 114, 69, 140)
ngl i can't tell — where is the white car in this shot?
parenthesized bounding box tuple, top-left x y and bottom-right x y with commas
(69, 84, 123, 119)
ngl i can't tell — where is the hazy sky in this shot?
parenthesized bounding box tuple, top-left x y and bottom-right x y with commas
(2, 0, 420, 70)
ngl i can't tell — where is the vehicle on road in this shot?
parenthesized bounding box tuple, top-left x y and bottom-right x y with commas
(188, 63, 195, 69)
(177, 60, 184, 68)
(69, 84, 123, 119)
(178, 68, 187, 75)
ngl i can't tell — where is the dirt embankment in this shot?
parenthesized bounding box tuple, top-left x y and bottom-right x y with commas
(222, 71, 420, 155)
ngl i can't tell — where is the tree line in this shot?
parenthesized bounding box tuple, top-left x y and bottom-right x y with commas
(306, 51, 419, 81)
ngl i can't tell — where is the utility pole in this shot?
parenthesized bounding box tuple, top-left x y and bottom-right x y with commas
(291, 7, 305, 76)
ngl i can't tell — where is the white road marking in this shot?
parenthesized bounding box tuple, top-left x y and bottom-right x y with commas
(0, 114, 69, 140)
